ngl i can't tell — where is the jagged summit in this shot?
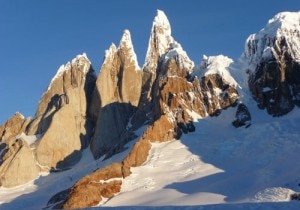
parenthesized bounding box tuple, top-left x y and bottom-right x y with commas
(102, 30, 140, 71)
(245, 11, 300, 68)
(47, 53, 91, 92)
(144, 10, 174, 69)
(144, 10, 194, 72)
(89, 29, 142, 159)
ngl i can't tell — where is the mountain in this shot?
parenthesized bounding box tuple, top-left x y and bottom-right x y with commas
(245, 12, 300, 116)
(1, 10, 300, 210)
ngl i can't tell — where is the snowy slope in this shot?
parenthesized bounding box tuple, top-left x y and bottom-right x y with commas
(100, 99, 300, 208)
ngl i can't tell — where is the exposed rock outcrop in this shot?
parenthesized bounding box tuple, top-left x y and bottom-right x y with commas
(27, 54, 96, 169)
(196, 55, 239, 116)
(0, 139, 40, 187)
(246, 12, 300, 116)
(0, 112, 30, 143)
(62, 162, 123, 209)
(0, 113, 39, 187)
(90, 30, 142, 159)
(232, 103, 251, 128)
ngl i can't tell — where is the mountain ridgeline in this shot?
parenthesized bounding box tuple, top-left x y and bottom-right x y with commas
(0, 10, 299, 209)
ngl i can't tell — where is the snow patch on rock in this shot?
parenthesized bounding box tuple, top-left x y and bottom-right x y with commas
(195, 55, 239, 88)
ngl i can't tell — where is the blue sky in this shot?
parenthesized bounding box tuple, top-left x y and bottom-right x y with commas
(0, 0, 299, 124)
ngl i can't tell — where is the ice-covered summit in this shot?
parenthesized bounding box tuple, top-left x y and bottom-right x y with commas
(245, 11, 300, 68)
(144, 10, 174, 67)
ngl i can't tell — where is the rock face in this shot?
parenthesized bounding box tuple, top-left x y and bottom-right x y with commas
(0, 139, 40, 187)
(246, 12, 300, 116)
(0, 113, 39, 187)
(90, 30, 142, 159)
(27, 54, 96, 169)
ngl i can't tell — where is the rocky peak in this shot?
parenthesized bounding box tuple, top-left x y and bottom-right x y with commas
(0, 113, 38, 187)
(89, 30, 142, 159)
(134, 10, 195, 127)
(144, 10, 174, 70)
(119, 30, 140, 69)
(103, 43, 117, 66)
(23, 53, 96, 170)
(27, 53, 95, 135)
(0, 112, 29, 143)
(245, 11, 300, 116)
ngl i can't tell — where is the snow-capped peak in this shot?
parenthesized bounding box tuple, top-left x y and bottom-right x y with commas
(245, 11, 300, 69)
(195, 55, 239, 88)
(119, 29, 141, 70)
(144, 10, 174, 68)
(119, 29, 133, 49)
(154, 10, 172, 38)
(144, 9, 194, 73)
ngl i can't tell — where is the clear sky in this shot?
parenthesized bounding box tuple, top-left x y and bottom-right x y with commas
(0, 0, 299, 124)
